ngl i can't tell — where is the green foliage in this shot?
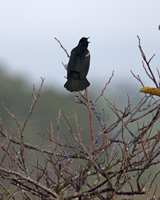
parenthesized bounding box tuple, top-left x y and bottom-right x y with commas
(4, 189, 12, 199)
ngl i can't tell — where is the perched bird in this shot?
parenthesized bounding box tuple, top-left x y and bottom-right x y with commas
(64, 37, 90, 92)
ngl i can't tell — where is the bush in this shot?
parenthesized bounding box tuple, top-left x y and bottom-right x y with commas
(0, 36, 160, 200)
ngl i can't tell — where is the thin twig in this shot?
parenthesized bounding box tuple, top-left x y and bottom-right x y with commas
(95, 71, 114, 102)
(137, 35, 158, 88)
(85, 88, 96, 150)
(54, 37, 70, 58)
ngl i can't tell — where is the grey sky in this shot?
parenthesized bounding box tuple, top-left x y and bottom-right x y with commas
(0, 0, 160, 92)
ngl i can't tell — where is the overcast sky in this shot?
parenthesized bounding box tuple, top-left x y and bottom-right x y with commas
(0, 0, 160, 92)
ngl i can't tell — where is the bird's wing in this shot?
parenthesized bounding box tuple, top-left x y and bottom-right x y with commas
(79, 50, 90, 79)
(67, 48, 90, 80)
(67, 48, 79, 78)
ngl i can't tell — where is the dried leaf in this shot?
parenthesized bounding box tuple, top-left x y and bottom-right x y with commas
(140, 87, 160, 96)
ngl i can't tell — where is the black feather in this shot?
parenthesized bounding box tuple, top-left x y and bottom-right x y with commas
(64, 37, 90, 92)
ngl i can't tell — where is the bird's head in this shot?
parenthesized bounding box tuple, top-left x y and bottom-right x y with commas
(78, 37, 90, 48)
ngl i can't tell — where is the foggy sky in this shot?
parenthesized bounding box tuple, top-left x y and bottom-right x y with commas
(0, 0, 160, 92)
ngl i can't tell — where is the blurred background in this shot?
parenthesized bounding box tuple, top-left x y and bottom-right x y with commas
(0, 0, 160, 129)
(0, 1, 160, 198)
(1, 0, 160, 129)
(0, 0, 160, 91)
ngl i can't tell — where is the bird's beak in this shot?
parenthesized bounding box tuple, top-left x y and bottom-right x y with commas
(87, 37, 90, 43)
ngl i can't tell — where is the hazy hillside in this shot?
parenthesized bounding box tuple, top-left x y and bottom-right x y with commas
(0, 65, 154, 145)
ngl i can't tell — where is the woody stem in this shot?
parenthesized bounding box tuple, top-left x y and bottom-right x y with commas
(85, 88, 96, 150)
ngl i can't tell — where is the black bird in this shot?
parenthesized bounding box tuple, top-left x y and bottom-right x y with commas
(64, 37, 90, 92)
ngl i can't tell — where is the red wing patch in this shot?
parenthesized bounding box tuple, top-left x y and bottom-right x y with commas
(85, 51, 90, 57)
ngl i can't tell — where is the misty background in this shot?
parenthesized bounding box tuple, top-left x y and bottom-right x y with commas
(0, 0, 159, 147)
(0, 0, 160, 130)
(0, 1, 160, 197)
(0, 0, 160, 93)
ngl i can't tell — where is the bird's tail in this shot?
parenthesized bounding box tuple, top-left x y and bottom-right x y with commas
(64, 78, 90, 92)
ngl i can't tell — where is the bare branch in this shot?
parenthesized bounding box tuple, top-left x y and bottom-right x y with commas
(54, 37, 70, 58)
(0, 38, 160, 200)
